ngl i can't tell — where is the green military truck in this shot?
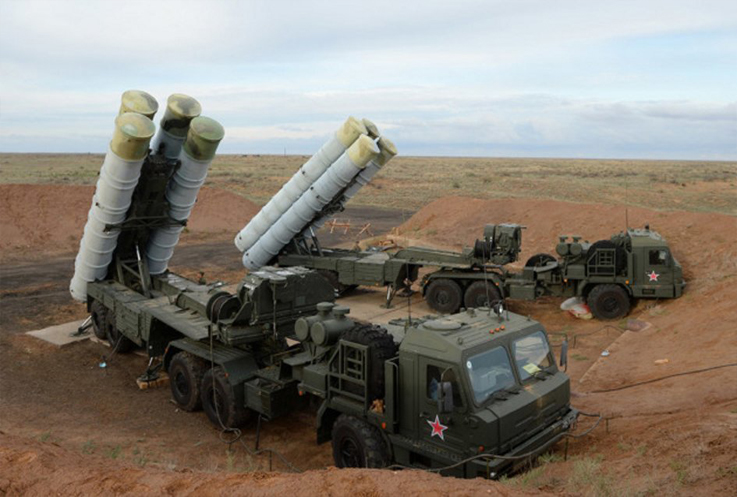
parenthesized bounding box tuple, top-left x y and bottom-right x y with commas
(422, 225, 686, 320)
(154, 299, 577, 478)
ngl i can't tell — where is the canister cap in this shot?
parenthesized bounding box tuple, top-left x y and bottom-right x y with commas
(347, 134, 380, 168)
(111, 112, 156, 161)
(375, 137, 398, 166)
(119, 90, 159, 120)
(160, 93, 202, 137)
(183, 116, 225, 161)
(336, 116, 368, 148)
(362, 118, 380, 139)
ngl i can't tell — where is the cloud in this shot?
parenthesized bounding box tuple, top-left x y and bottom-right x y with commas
(0, 0, 735, 159)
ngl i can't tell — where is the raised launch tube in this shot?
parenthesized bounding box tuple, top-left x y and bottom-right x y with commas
(234, 116, 367, 253)
(69, 110, 156, 302)
(150, 94, 202, 159)
(301, 135, 397, 237)
(146, 116, 225, 274)
(243, 135, 380, 270)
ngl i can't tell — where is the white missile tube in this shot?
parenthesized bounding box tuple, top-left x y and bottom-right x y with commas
(146, 116, 225, 275)
(69, 112, 156, 302)
(301, 136, 397, 236)
(243, 135, 379, 270)
(234, 116, 367, 253)
(150, 94, 202, 159)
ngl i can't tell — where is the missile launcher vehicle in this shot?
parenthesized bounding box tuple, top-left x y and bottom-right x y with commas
(419, 225, 685, 320)
(70, 101, 579, 478)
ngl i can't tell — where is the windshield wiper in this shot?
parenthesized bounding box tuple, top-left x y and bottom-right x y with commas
(532, 369, 554, 380)
(488, 386, 521, 402)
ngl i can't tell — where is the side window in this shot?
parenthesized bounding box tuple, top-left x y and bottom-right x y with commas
(649, 249, 669, 266)
(426, 365, 463, 407)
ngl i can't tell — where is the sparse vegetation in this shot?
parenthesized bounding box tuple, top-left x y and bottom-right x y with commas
(2, 153, 735, 215)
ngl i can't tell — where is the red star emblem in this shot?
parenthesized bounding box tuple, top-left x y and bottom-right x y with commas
(427, 414, 448, 441)
(647, 271, 659, 282)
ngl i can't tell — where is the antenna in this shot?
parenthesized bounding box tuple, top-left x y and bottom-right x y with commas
(625, 173, 629, 230)
(402, 208, 412, 325)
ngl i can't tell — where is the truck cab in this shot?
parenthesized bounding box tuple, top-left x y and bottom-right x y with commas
(624, 227, 685, 299)
(309, 307, 577, 479)
(389, 309, 575, 477)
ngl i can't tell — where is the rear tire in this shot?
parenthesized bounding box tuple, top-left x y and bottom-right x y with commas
(587, 284, 630, 320)
(463, 281, 502, 309)
(169, 352, 206, 412)
(425, 278, 462, 314)
(105, 312, 135, 353)
(201, 367, 251, 429)
(90, 300, 108, 340)
(331, 414, 389, 469)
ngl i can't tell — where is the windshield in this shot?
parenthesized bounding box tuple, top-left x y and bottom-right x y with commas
(466, 346, 516, 403)
(513, 331, 552, 380)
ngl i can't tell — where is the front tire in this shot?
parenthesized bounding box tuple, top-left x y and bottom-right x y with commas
(331, 414, 389, 468)
(587, 284, 630, 320)
(200, 367, 251, 429)
(169, 352, 206, 411)
(425, 278, 462, 314)
(463, 280, 502, 309)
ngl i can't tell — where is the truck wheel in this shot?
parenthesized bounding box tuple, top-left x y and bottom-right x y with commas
(104, 312, 135, 353)
(463, 281, 501, 309)
(89, 300, 108, 340)
(525, 253, 556, 268)
(587, 284, 630, 320)
(201, 367, 251, 429)
(425, 279, 462, 314)
(341, 325, 398, 401)
(169, 352, 206, 412)
(331, 414, 389, 469)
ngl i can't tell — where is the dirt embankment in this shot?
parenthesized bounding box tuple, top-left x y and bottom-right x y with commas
(1, 192, 736, 496)
(0, 184, 260, 262)
(0, 431, 548, 497)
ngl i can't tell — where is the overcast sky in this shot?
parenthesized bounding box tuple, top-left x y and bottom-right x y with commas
(1, 0, 735, 159)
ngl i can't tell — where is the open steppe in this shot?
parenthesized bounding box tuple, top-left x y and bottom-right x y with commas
(1, 153, 736, 496)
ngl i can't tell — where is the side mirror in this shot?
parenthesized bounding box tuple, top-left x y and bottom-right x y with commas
(438, 381, 454, 413)
(560, 338, 568, 372)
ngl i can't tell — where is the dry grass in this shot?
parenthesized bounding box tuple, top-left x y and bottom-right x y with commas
(1, 153, 735, 214)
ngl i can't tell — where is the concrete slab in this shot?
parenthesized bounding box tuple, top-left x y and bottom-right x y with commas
(26, 319, 90, 348)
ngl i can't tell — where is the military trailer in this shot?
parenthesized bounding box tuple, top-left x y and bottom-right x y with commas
(422, 225, 686, 320)
(276, 223, 523, 304)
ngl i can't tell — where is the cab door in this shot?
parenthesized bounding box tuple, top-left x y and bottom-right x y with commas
(418, 358, 469, 452)
(639, 248, 675, 297)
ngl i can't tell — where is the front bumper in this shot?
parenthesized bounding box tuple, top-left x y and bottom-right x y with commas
(467, 407, 579, 478)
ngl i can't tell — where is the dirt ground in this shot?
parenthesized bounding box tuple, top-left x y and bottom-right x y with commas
(1, 171, 736, 496)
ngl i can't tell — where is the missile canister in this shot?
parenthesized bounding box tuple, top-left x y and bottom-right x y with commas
(146, 116, 225, 274)
(150, 93, 202, 159)
(243, 135, 379, 270)
(301, 136, 397, 237)
(234, 116, 367, 253)
(70, 110, 156, 302)
(118, 89, 159, 120)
